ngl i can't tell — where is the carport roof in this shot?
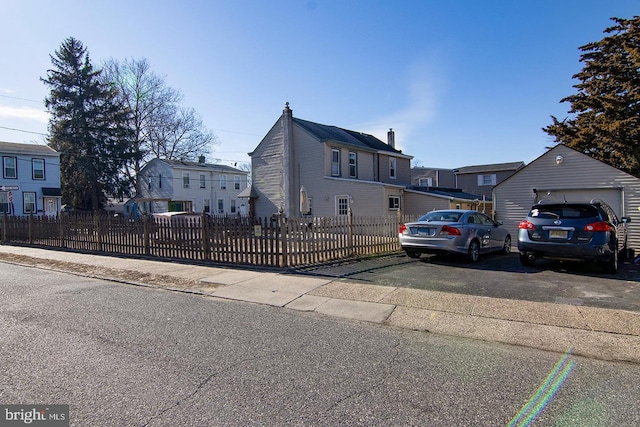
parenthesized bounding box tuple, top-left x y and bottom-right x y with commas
(408, 186, 490, 201)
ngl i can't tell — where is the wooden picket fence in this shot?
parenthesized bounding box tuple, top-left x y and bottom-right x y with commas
(0, 211, 408, 268)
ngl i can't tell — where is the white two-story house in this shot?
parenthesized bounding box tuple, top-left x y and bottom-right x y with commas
(0, 141, 61, 217)
(244, 103, 413, 218)
(136, 157, 249, 216)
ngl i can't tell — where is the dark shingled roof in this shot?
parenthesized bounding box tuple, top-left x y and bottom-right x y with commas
(293, 118, 402, 154)
(0, 141, 59, 156)
(162, 159, 245, 173)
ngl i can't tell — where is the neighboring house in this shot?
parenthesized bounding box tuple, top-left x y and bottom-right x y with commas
(136, 157, 249, 216)
(410, 167, 455, 188)
(0, 141, 61, 217)
(453, 161, 525, 199)
(494, 144, 640, 250)
(246, 103, 413, 218)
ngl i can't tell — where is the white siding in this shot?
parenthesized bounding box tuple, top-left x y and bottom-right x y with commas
(137, 158, 248, 215)
(252, 121, 286, 217)
(494, 145, 640, 250)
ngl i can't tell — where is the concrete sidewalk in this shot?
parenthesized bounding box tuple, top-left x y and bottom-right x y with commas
(1, 244, 639, 364)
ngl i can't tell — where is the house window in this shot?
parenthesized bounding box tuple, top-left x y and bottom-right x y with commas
(169, 200, 192, 212)
(418, 177, 432, 187)
(148, 177, 152, 190)
(478, 174, 497, 186)
(217, 198, 224, 214)
(348, 152, 357, 178)
(388, 196, 400, 210)
(32, 159, 45, 180)
(389, 158, 396, 179)
(204, 199, 210, 213)
(3, 156, 17, 179)
(336, 196, 349, 216)
(200, 174, 206, 188)
(0, 192, 9, 213)
(220, 175, 227, 190)
(331, 149, 340, 177)
(159, 174, 163, 189)
(230, 199, 236, 213)
(169, 201, 183, 212)
(23, 192, 36, 214)
(183, 173, 190, 188)
(234, 176, 241, 190)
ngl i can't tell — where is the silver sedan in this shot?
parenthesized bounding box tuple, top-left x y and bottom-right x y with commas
(399, 210, 512, 262)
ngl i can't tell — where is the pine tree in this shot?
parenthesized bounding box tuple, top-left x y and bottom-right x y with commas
(42, 37, 133, 210)
(544, 16, 640, 177)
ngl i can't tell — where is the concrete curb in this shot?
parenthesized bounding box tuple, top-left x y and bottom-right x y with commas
(1, 245, 638, 364)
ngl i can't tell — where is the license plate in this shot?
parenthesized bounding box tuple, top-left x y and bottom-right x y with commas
(415, 227, 435, 236)
(549, 229, 568, 239)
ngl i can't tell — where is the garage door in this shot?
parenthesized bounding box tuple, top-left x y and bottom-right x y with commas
(537, 188, 623, 217)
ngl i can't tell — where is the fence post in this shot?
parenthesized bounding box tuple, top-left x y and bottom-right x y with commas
(28, 212, 33, 244)
(94, 212, 103, 252)
(279, 213, 288, 268)
(2, 211, 6, 242)
(56, 212, 66, 248)
(397, 208, 402, 248)
(348, 208, 354, 257)
(143, 213, 151, 256)
(202, 211, 211, 261)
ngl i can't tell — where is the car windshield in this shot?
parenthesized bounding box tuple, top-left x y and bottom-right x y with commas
(418, 211, 463, 222)
(529, 205, 599, 220)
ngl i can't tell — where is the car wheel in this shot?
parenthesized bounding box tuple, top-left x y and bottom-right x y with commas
(405, 249, 421, 259)
(501, 235, 511, 255)
(619, 237, 630, 261)
(466, 240, 480, 262)
(519, 253, 535, 266)
(605, 246, 618, 274)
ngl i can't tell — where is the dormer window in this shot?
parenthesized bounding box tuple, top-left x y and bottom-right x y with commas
(331, 149, 340, 177)
(478, 174, 497, 186)
(3, 156, 17, 179)
(348, 152, 357, 178)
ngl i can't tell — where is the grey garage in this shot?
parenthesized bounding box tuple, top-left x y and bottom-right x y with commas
(493, 144, 640, 251)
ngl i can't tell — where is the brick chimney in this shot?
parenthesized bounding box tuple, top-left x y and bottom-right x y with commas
(387, 128, 395, 148)
(198, 155, 205, 163)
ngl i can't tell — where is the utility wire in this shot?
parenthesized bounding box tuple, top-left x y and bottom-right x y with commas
(0, 94, 43, 104)
(0, 125, 48, 136)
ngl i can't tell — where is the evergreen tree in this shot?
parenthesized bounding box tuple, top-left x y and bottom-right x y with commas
(544, 16, 640, 177)
(42, 37, 133, 210)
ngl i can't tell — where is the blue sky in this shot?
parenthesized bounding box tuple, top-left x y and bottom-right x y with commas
(1, 1, 637, 170)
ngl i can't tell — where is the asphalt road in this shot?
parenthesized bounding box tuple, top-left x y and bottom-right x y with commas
(2, 262, 640, 426)
(294, 252, 640, 312)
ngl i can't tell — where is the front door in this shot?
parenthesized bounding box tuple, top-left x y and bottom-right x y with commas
(44, 197, 58, 217)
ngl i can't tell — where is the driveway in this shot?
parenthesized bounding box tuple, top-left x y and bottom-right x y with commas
(294, 252, 640, 312)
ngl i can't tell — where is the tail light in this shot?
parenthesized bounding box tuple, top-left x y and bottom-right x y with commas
(584, 221, 611, 232)
(399, 224, 407, 234)
(519, 220, 536, 230)
(440, 225, 461, 236)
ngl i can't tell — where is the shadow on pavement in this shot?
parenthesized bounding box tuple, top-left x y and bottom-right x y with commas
(416, 252, 640, 282)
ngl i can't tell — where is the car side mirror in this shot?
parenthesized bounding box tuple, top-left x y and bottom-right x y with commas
(495, 220, 503, 226)
(622, 217, 631, 223)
